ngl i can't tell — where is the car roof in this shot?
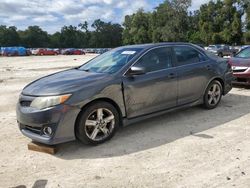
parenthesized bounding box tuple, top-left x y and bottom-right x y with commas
(120, 42, 199, 50)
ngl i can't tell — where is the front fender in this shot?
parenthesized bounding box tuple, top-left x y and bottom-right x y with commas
(67, 81, 126, 117)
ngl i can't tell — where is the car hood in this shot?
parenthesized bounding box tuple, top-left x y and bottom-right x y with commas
(22, 69, 110, 96)
(229, 57, 250, 67)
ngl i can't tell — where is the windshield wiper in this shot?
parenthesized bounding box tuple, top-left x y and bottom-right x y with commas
(74, 67, 90, 72)
(79, 68, 90, 72)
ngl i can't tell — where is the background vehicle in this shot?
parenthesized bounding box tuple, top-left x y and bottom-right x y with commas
(1, 47, 28, 56)
(32, 48, 58, 56)
(238, 45, 250, 52)
(207, 44, 238, 57)
(16, 43, 233, 145)
(61, 48, 85, 55)
(229, 46, 250, 85)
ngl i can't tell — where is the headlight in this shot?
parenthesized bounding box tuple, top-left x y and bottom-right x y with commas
(30, 94, 71, 110)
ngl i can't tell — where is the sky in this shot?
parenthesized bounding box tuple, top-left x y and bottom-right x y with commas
(0, 0, 209, 33)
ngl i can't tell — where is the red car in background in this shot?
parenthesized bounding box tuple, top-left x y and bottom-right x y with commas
(73, 49, 85, 55)
(61, 48, 85, 55)
(229, 47, 250, 85)
(32, 48, 58, 56)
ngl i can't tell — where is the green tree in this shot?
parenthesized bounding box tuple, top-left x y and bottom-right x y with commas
(187, 11, 201, 43)
(196, 0, 244, 45)
(49, 32, 61, 48)
(0, 26, 20, 46)
(78, 21, 91, 47)
(19, 26, 49, 47)
(90, 19, 123, 48)
(122, 9, 151, 44)
(122, 15, 134, 44)
(150, 0, 191, 42)
(59, 25, 82, 48)
(231, 12, 242, 44)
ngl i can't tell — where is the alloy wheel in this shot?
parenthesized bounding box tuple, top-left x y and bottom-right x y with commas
(207, 83, 221, 106)
(84, 108, 115, 141)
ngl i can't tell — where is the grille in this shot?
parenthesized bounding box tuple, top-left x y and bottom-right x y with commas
(237, 78, 247, 83)
(233, 69, 247, 73)
(20, 101, 32, 107)
(25, 125, 42, 135)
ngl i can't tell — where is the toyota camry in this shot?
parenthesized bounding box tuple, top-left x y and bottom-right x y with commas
(16, 43, 233, 145)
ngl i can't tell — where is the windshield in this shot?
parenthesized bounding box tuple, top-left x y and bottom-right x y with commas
(236, 47, 250, 58)
(79, 48, 142, 73)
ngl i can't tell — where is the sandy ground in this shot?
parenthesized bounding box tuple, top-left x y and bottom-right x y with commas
(0, 55, 250, 188)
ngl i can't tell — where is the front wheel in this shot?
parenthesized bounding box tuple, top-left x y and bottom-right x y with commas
(203, 80, 222, 109)
(76, 101, 120, 145)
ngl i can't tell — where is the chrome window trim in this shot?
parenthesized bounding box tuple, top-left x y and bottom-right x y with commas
(123, 44, 209, 77)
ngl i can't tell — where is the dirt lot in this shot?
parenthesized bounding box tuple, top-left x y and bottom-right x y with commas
(0, 55, 250, 188)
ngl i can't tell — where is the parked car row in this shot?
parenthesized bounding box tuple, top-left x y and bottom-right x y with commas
(206, 44, 239, 57)
(84, 48, 111, 54)
(204, 44, 250, 86)
(1, 47, 111, 56)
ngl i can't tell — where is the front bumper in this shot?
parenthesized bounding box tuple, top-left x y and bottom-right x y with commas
(16, 95, 81, 145)
(232, 72, 250, 86)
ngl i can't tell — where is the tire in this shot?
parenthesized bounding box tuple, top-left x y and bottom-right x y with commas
(218, 52, 223, 57)
(76, 101, 120, 145)
(203, 80, 223, 109)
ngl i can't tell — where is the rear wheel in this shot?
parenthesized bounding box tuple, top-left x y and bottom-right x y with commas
(76, 101, 120, 145)
(203, 80, 222, 109)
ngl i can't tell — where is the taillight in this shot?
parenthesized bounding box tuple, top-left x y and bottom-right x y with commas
(227, 60, 232, 71)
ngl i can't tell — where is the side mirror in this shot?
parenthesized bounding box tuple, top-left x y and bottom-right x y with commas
(127, 66, 146, 76)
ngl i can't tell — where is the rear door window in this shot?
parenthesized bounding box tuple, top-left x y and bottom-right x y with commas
(173, 46, 207, 66)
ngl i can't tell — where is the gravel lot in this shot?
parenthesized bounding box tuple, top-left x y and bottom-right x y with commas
(0, 55, 250, 188)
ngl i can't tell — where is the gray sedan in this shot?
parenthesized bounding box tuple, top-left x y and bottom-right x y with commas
(16, 43, 233, 145)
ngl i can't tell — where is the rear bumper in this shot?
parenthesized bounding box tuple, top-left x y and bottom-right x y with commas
(223, 72, 233, 95)
(16, 95, 81, 145)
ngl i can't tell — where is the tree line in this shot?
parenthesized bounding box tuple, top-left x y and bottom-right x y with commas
(0, 20, 123, 48)
(0, 0, 250, 48)
(123, 0, 250, 45)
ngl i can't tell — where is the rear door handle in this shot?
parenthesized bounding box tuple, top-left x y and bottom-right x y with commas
(205, 65, 212, 70)
(168, 73, 176, 79)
